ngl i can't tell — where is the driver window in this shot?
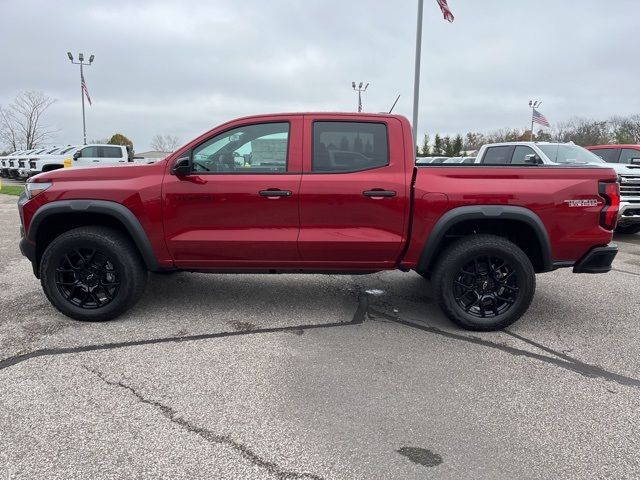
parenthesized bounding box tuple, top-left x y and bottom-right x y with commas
(192, 122, 289, 173)
(79, 146, 98, 158)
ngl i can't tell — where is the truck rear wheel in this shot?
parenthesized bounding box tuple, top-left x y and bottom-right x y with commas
(431, 234, 535, 331)
(40, 226, 147, 322)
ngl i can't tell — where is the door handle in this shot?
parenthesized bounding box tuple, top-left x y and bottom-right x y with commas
(259, 189, 292, 197)
(363, 189, 396, 197)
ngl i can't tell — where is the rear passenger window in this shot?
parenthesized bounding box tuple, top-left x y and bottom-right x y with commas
(313, 121, 388, 172)
(100, 146, 123, 158)
(482, 146, 512, 164)
(511, 146, 537, 164)
(592, 148, 619, 163)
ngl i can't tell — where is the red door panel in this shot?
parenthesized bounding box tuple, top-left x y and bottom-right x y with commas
(162, 116, 303, 269)
(298, 115, 408, 268)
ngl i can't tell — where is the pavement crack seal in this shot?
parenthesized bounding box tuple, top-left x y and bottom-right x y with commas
(368, 307, 640, 390)
(83, 366, 324, 480)
(0, 294, 369, 372)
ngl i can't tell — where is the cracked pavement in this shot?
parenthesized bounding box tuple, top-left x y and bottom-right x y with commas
(1, 193, 639, 479)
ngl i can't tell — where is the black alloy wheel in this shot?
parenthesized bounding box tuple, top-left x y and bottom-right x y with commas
(40, 226, 147, 322)
(431, 234, 536, 331)
(452, 255, 518, 319)
(55, 248, 120, 309)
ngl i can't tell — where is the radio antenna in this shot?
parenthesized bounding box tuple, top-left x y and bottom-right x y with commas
(388, 94, 401, 114)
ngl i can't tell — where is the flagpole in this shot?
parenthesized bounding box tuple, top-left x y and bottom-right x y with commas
(80, 62, 87, 145)
(412, 0, 424, 150)
(67, 52, 94, 146)
(530, 108, 534, 141)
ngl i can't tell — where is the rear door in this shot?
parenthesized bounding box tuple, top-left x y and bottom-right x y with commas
(99, 145, 127, 165)
(298, 115, 408, 268)
(162, 116, 303, 268)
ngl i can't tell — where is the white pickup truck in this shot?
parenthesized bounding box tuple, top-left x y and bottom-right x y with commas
(27, 144, 134, 177)
(474, 142, 640, 233)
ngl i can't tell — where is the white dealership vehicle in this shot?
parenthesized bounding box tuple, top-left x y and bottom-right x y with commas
(9, 149, 45, 178)
(17, 146, 64, 178)
(28, 144, 134, 177)
(0, 150, 25, 177)
(474, 141, 640, 233)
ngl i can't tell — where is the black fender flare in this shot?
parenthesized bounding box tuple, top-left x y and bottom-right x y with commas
(28, 199, 160, 271)
(416, 205, 553, 274)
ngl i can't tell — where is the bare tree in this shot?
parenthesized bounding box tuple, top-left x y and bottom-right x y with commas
(150, 134, 180, 152)
(554, 117, 611, 146)
(0, 91, 57, 150)
(609, 115, 640, 144)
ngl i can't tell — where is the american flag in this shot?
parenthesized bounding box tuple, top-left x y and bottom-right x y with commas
(81, 72, 92, 106)
(436, 0, 455, 22)
(532, 108, 550, 127)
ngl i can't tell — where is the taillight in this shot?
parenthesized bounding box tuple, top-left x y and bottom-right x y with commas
(599, 181, 620, 230)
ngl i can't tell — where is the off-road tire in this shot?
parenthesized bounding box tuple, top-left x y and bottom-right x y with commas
(431, 234, 536, 331)
(40, 226, 147, 321)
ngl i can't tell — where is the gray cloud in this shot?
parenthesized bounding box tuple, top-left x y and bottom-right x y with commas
(1, 0, 638, 150)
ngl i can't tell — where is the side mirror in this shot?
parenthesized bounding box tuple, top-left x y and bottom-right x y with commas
(171, 156, 191, 176)
(631, 158, 640, 165)
(73, 151, 81, 160)
(524, 154, 541, 165)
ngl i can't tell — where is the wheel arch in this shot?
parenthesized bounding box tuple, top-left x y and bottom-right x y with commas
(416, 205, 553, 275)
(28, 200, 160, 275)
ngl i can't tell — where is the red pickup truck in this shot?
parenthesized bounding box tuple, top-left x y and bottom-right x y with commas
(18, 113, 619, 331)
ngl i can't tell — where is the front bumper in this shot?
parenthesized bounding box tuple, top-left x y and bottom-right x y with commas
(573, 243, 618, 274)
(17, 192, 38, 277)
(618, 200, 640, 225)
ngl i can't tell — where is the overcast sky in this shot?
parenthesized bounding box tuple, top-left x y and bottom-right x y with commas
(1, 0, 639, 151)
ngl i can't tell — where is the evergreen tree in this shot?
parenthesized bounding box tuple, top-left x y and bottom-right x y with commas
(433, 134, 443, 156)
(421, 133, 430, 157)
(443, 136, 454, 157)
(453, 134, 463, 156)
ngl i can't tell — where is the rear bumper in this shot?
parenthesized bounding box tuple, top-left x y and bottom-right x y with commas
(573, 243, 618, 274)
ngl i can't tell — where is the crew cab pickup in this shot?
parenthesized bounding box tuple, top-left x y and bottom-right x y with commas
(17, 113, 620, 331)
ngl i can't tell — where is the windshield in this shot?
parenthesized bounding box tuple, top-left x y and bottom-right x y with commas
(538, 144, 605, 164)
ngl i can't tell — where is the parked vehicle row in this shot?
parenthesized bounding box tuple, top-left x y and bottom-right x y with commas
(18, 112, 619, 332)
(0, 144, 135, 179)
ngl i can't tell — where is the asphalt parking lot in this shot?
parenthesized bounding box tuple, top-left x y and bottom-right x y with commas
(1, 193, 639, 479)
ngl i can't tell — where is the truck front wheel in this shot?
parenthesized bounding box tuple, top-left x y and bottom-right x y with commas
(40, 226, 147, 322)
(431, 234, 535, 331)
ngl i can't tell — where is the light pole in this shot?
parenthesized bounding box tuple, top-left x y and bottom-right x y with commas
(412, 0, 424, 149)
(528, 100, 541, 141)
(352, 81, 369, 112)
(67, 52, 94, 145)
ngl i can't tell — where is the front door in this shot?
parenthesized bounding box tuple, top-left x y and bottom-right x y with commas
(162, 117, 303, 269)
(297, 116, 409, 269)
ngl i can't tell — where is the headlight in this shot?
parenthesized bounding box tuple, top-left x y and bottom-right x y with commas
(24, 182, 52, 199)
(29, 160, 36, 169)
